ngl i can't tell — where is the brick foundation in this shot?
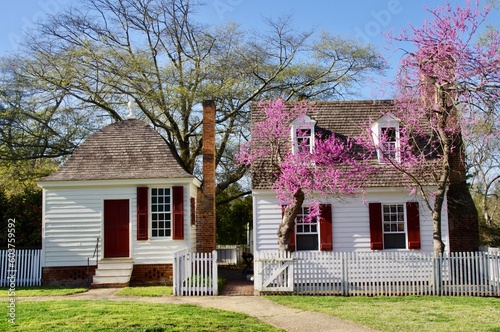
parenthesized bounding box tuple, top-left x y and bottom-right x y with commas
(43, 266, 96, 287)
(129, 264, 173, 286)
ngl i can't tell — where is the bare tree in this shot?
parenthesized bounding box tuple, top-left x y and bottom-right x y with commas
(7, 0, 384, 197)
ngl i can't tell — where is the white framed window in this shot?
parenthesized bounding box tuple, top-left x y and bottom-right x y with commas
(382, 204, 406, 249)
(291, 115, 316, 154)
(371, 114, 400, 163)
(295, 207, 319, 251)
(151, 188, 172, 237)
(380, 126, 398, 159)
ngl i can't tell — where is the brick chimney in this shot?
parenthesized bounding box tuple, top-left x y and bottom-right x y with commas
(447, 134, 479, 252)
(196, 100, 216, 252)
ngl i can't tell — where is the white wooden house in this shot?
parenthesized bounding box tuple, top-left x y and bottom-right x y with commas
(251, 100, 478, 254)
(38, 116, 201, 286)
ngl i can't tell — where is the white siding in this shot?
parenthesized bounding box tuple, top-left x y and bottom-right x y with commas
(43, 183, 195, 267)
(253, 189, 449, 254)
(43, 187, 133, 267)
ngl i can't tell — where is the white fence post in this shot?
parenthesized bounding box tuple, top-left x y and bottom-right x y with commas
(173, 249, 218, 296)
(212, 250, 218, 295)
(0, 249, 42, 287)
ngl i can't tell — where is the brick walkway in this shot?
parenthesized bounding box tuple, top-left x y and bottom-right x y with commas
(219, 267, 254, 296)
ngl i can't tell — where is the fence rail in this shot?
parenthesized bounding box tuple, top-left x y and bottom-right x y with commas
(254, 251, 500, 296)
(173, 249, 218, 296)
(0, 249, 42, 287)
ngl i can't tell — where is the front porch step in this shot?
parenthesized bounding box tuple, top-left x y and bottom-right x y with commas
(92, 258, 133, 286)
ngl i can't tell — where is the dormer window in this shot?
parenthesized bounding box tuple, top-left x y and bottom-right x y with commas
(291, 115, 316, 154)
(371, 114, 400, 163)
(381, 127, 398, 159)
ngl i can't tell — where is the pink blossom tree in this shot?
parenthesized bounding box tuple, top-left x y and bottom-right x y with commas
(238, 99, 370, 251)
(373, 1, 500, 255)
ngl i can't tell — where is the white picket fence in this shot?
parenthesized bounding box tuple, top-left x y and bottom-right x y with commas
(173, 249, 218, 296)
(216, 244, 251, 266)
(254, 250, 500, 296)
(0, 249, 42, 287)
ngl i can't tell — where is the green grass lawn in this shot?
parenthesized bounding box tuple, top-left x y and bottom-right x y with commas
(266, 295, 500, 332)
(1, 286, 88, 297)
(2, 300, 282, 331)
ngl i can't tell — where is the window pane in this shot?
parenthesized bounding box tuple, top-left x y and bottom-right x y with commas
(151, 187, 172, 238)
(382, 204, 406, 249)
(384, 233, 406, 249)
(294, 205, 319, 251)
(296, 234, 318, 251)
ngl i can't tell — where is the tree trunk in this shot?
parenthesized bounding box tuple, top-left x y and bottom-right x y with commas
(277, 189, 305, 252)
(432, 191, 446, 256)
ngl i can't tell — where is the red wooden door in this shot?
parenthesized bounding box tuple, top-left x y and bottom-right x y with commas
(104, 199, 130, 258)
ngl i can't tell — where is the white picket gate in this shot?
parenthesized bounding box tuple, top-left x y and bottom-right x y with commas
(0, 249, 42, 287)
(173, 249, 218, 296)
(254, 251, 500, 296)
(254, 251, 294, 292)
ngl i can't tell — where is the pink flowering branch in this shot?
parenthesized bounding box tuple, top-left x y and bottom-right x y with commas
(239, 98, 372, 249)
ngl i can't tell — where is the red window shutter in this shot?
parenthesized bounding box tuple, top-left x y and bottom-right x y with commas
(282, 205, 295, 252)
(137, 187, 149, 240)
(319, 204, 333, 251)
(406, 202, 421, 249)
(369, 203, 383, 250)
(190, 197, 196, 226)
(172, 186, 184, 240)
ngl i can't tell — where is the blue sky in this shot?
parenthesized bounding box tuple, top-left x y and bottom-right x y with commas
(1, 0, 498, 97)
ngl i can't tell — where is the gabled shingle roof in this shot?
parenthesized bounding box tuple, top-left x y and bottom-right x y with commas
(251, 100, 431, 190)
(43, 119, 192, 181)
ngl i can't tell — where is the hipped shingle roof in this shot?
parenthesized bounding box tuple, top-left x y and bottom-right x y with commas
(43, 119, 192, 181)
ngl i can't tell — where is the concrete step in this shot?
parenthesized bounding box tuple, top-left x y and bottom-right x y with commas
(93, 275, 131, 284)
(90, 282, 128, 289)
(97, 258, 134, 270)
(94, 268, 132, 277)
(92, 258, 133, 285)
